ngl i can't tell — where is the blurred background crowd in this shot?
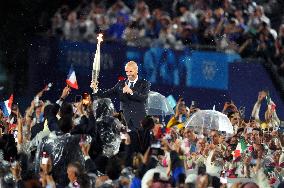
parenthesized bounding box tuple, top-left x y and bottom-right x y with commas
(50, 0, 284, 74)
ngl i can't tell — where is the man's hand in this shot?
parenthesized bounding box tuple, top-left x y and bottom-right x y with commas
(10, 162, 22, 181)
(177, 97, 184, 105)
(40, 160, 56, 188)
(40, 157, 52, 175)
(123, 83, 133, 94)
(90, 81, 99, 93)
(223, 102, 231, 111)
(124, 133, 131, 145)
(60, 86, 71, 99)
(36, 84, 51, 98)
(36, 90, 45, 98)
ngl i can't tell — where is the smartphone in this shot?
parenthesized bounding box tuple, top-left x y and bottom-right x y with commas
(75, 95, 82, 103)
(46, 83, 53, 91)
(41, 152, 48, 164)
(247, 127, 253, 134)
(151, 148, 164, 156)
(34, 96, 40, 107)
(220, 177, 228, 184)
(190, 144, 196, 153)
(151, 141, 164, 155)
(151, 141, 161, 149)
(250, 159, 257, 165)
(207, 137, 211, 143)
(191, 101, 195, 107)
(13, 129, 18, 143)
(42, 157, 48, 164)
(153, 172, 160, 182)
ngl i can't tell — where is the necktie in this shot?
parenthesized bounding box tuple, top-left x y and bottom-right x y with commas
(129, 82, 134, 88)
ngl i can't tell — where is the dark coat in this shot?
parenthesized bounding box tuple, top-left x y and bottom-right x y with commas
(96, 79, 150, 131)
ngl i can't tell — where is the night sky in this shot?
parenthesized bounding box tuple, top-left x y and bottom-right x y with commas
(0, 0, 62, 100)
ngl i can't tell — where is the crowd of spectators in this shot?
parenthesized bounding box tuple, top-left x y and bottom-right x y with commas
(50, 0, 284, 74)
(2, 1, 284, 187)
(0, 81, 284, 187)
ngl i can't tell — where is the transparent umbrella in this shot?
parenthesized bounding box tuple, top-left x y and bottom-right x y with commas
(146, 91, 174, 116)
(185, 110, 234, 134)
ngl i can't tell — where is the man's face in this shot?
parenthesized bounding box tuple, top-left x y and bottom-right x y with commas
(219, 135, 225, 144)
(253, 143, 264, 158)
(188, 131, 196, 142)
(251, 130, 260, 143)
(82, 94, 91, 105)
(250, 120, 257, 128)
(230, 113, 240, 126)
(197, 139, 206, 150)
(230, 136, 238, 145)
(35, 106, 42, 117)
(210, 131, 220, 145)
(125, 65, 138, 81)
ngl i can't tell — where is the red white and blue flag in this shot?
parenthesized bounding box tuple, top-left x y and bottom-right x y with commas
(0, 94, 13, 117)
(66, 66, 79, 89)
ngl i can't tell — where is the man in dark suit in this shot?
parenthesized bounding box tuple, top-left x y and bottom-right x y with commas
(92, 61, 150, 131)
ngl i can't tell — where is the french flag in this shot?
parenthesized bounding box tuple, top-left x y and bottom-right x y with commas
(0, 94, 13, 117)
(66, 66, 79, 89)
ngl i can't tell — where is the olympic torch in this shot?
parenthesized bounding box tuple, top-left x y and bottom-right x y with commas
(92, 33, 103, 93)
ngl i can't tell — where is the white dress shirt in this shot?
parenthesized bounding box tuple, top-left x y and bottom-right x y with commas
(127, 76, 138, 88)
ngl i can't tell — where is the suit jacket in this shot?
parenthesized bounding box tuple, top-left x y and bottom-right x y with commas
(96, 79, 150, 130)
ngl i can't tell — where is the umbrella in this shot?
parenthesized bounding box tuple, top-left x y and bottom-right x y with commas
(141, 167, 169, 188)
(185, 110, 233, 134)
(146, 91, 174, 116)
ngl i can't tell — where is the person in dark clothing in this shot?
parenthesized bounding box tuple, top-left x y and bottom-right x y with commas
(30, 104, 60, 140)
(92, 61, 150, 131)
(127, 115, 155, 155)
(170, 150, 185, 186)
(67, 162, 91, 188)
(30, 87, 70, 140)
(35, 101, 86, 187)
